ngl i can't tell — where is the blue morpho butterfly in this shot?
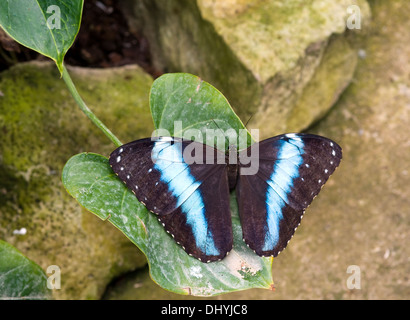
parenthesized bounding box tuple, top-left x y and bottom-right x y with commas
(109, 132, 342, 263)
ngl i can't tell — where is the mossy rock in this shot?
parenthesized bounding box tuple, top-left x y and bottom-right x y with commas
(0, 61, 153, 299)
(120, 0, 370, 136)
(105, 0, 410, 299)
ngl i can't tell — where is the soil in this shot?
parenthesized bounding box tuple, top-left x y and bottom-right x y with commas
(0, 0, 161, 77)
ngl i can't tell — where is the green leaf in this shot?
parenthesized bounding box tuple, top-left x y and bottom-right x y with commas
(62, 74, 274, 296)
(150, 73, 254, 150)
(0, 0, 83, 74)
(0, 240, 50, 300)
(62, 153, 274, 296)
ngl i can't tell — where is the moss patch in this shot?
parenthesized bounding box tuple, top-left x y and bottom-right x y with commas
(0, 61, 153, 299)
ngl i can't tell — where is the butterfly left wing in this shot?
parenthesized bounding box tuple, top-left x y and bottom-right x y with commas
(236, 133, 342, 257)
(109, 137, 232, 262)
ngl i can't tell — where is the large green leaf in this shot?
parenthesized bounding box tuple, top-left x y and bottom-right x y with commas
(0, 240, 50, 300)
(62, 74, 274, 296)
(62, 153, 274, 296)
(0, 0, 83, 73)
(150, 73, 254, 150)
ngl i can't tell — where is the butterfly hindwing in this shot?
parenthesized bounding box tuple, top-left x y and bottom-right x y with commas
(157, 162, 232, 262)
(237, 133, 342, 257)
(109, 137, 232, 262)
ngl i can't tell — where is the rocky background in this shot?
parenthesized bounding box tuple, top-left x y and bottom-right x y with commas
(0, 0, 409, 299)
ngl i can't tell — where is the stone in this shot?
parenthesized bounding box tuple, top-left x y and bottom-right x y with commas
(119, 0, 370, 136)
(106, 0, 410, 299)
(0, 61, 153, 299)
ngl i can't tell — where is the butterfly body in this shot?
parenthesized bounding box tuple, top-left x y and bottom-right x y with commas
(109, 133, 342, 262)
(226, 146, 240, 191)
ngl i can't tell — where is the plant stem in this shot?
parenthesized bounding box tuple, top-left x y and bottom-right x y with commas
(61, 64, 122, 148)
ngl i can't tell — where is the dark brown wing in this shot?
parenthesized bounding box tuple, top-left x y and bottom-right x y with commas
(236, 133, 342, 257)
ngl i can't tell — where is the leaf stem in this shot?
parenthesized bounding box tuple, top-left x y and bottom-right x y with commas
(61, 64, 122, 147)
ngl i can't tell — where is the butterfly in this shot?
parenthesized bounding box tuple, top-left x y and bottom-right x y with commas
(109, 133, 342, 263)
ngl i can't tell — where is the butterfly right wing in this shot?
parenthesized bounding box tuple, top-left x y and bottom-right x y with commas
(109, 137, 233, 262)
(237, 133, 342, 257)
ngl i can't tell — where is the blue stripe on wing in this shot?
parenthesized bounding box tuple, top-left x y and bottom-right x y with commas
(152, 139, 220, 256)
(263, 138, 305, 251)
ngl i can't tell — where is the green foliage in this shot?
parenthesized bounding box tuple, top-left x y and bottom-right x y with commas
(0, 240, 50, 300)
(150, 73, 254, 149)
(0, 0, 83, 74)
(62, 74, 274, 296)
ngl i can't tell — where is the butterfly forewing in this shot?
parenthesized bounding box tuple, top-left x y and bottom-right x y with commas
(109, 137, 232, 262)
(237, 133, 342, 257)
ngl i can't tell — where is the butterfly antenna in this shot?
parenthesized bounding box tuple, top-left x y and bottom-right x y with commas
(210, 119, 230, 150)
(244, 114, 254, 129)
